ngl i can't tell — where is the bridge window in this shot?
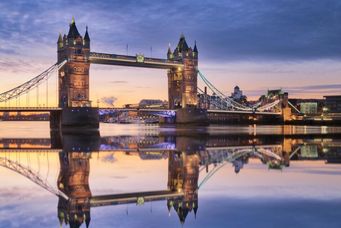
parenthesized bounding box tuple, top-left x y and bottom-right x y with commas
(185, 86, 192, 92)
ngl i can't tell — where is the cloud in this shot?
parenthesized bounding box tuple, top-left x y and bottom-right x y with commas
(110, 80, 128, 84)
(100, 96, 117, 107)
(0, 58, 37, 73)
(244, 83, 341, 98)
(0, 0, 341, 63)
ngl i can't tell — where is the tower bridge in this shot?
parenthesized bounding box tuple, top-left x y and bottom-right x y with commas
(0, 18, 300, 130)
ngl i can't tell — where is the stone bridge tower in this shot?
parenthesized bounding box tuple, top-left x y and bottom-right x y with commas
(57, 151, 92, 228)
(167, 149, 199, 224)
(57, 18, 90, 108)
(280, 92, 292, 122)
(167, 35, 198, 109)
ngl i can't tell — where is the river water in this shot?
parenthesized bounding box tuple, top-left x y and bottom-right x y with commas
(1, 122, 341, 228)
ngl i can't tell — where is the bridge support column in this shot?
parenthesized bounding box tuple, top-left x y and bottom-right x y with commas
(282, 138, 292, 167)
(57, 18, 99, 131)
(281, 92, 292, 122)
(168, 147, 200, 223)
(167, 35, 208, 125)
(50, 110, 62, 130)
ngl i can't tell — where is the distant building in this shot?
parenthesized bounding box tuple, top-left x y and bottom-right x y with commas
(289, 99, 324, 115)
(300, 102, 318, 114)
(324, 96, 341, 113)
(138, 99, 167, 108)
(230, 86, 247, 102)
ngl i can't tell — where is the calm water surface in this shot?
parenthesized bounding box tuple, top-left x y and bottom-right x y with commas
(1, 122, 341, 228)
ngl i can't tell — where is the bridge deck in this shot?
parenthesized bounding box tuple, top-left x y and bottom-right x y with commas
(90, 190, 183, 207)
(0, 107, 281, 115)
(0, 107, 61, 112)
(89, 52, 183, 69)
(207, 109, 282, 115)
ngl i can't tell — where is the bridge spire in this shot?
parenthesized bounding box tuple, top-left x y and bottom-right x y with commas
(167, 43, 173, 58)
(84, 26, 90, 41)
(67, 17, 80, 38)
(193, 40, 198, 53)
(57, 33, 63, 48)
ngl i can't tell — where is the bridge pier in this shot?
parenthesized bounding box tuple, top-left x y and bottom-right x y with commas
(175, 107, 208, 125)
(50, 110, 62, 130)
(50, 108, 99, 131)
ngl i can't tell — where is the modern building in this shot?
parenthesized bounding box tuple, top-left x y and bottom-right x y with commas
(324, 96, 341, 113)
(289, 98, 324, 115)
(300, 102, 318, 114)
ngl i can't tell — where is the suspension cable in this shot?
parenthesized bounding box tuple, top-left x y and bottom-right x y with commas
(0, 60, 66, 103)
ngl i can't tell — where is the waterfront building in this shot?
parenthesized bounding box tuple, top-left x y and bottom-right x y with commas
(324, 96, 341, 113)
(300, 102, 318, 114)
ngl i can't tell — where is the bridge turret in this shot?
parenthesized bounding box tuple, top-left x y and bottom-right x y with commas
(193, 41, 198, 58)
(57, 33, 63, 49)
(84, 26, 90, 49)
(167, 44, 173, 59)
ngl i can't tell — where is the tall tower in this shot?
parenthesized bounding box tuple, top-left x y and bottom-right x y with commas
(57, 18, 91, 108)
(57, 151, 92, 228)
(167, 35, 198, 109)
(167, 151, 199, 224)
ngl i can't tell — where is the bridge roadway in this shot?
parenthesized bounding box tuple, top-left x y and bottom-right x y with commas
(0, 145, 282, 153)
(0, 107, 174, 113)
(89, 52, 184, 69)
(0, 106, 281, 116)
(0, 107, 61, 112)
(90, 190, 183, 207)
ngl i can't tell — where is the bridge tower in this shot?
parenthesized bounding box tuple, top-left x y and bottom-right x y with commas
(167, 150, 199, 224)
(57, 151, 92, 228)
(53, 18, 99, 130)
(280, 92, 292, 122)
(57, 17, 90, 108)
(167, 35, 198, 109)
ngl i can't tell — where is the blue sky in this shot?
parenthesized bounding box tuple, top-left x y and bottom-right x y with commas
(1, 0, 341, 105)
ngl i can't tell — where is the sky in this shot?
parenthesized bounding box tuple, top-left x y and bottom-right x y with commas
(1, 0, 341, 106)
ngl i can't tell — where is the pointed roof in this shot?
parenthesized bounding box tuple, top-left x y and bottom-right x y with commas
(193, 207, 198, 218)
(84, 26, 90, 41)
(177, 206, 189, 224)
(57, 33, 63, 43)
(167, 45, 172, 55)
(85, 212, 91, 228)
(67, 17, 81, 39)
(175, 33, 189, 53)
(193, 41, 198, 53)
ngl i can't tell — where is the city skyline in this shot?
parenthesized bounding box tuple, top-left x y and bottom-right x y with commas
(1, 0, 341, 107)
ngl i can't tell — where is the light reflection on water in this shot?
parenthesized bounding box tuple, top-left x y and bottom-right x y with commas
(0, 122, 341, 227)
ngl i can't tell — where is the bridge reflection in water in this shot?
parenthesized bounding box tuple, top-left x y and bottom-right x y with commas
(1, 130, 341, 227)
